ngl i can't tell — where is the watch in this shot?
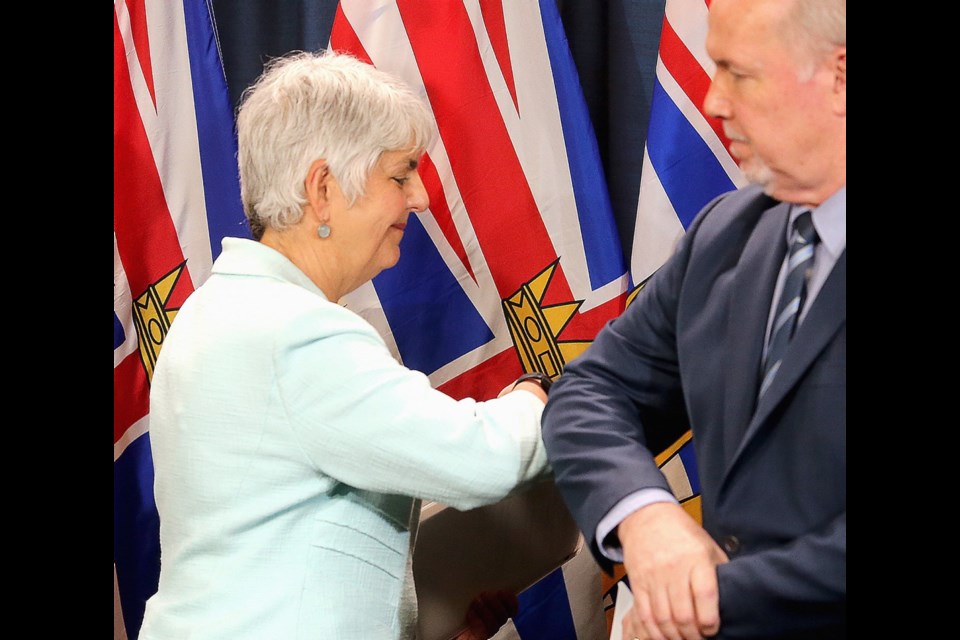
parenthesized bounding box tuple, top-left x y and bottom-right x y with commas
(513, 371, 553, 395)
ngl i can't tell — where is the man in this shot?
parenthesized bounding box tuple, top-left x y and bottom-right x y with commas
(540, 0, 845, 638)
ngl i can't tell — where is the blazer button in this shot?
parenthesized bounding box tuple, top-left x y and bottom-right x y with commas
(722, 535, 741, 555)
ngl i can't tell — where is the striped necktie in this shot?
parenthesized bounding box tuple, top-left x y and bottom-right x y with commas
(759, 210, 818, 398)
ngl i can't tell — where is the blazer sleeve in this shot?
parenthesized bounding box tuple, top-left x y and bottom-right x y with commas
(274, 302, 550, 512)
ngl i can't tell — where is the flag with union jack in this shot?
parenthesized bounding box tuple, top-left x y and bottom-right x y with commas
(604, 0, 748, 629)
(628, 0, 747, 519)
(332, 0, 631, 401)
(114, 0, 246, 636)
(629, 0, 746, 286)
(331, 1, 627, 638)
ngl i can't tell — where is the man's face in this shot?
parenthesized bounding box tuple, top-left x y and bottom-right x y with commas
(702, 0, 844, 205)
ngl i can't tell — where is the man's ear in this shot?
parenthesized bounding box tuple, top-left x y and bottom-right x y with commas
(832, 47, 845, 116)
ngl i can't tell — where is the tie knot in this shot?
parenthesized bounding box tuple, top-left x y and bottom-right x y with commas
(793, 210, 817, 246)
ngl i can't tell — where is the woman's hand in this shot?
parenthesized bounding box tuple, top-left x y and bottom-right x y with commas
(451, 590, 519, 640)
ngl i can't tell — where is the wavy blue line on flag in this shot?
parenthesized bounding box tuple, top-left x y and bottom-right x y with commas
(646, 79, 736, 230)
(678, 439, 701, 495)
(514, 567, 578, 640)
(372, 214, 494, 374)
(184, 0, 245, 258)
(115, 435, 161, 638)
(540, 0, 625, 289)
(115, 1, 245, 637)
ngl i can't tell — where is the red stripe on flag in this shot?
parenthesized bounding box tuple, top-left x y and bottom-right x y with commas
(658, 17, 732, 156)
(396, 0, 570, 301)
(418, 153, 476, 283)
(114, 12, 194, 299)
(438, 347, 522, 400)
(123, 0, 157, 110)
(479, 0, 518, 112)
(330, 4, 374, 64)
(115, 353, 150, 444)
(331, 9, 475, 283)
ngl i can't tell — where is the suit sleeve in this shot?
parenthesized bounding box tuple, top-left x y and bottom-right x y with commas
(540, 211, 708, 571)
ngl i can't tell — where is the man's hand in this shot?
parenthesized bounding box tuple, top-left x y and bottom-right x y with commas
(618, 502, 728, 640)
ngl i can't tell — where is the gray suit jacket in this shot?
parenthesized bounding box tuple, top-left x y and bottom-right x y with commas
(541, 185, 845, 639)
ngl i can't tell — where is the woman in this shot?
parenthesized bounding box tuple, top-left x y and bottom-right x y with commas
(139, 50, 552, 640)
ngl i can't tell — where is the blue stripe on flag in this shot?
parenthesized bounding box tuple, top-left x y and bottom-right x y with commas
(678, 439, 701, 495)
(373, 214, 494, 374)
(645, 80, 736, 230)
(513, 567, 578, 640)
(183, 0, 246, 256)
(114, 434, 161, 638)
(540, 0, 626, 290)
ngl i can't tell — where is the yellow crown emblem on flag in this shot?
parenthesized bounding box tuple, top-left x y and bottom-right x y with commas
(502, 260, 591, 379)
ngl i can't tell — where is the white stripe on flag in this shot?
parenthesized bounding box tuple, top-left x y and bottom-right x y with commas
(664, 0, 713, 73)
(631, 150, 685, 283)
(630, 0, 746, 285)
(118, 0, 217, 284)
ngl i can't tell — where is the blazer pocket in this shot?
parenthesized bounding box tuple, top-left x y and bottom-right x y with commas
(300, 515, 406, 638)
(311, 493, 411, 579)
(311, 518, 404, 579)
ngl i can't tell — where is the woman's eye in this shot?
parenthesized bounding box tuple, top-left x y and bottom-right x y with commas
(392, 177, 409, 186)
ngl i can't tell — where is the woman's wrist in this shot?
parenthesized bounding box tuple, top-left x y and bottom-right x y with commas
(512, 372, 553, 396)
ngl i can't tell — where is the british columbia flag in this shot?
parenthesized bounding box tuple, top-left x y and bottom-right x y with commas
(331, 4, 629, 637)
(115, 0, 626, 637)
(114, 0, 245, 636)
(333, 0, 631, 403)
(629, 0, 746, 286)
(604, 0, 747, 628)
(114, 0, 730, 638)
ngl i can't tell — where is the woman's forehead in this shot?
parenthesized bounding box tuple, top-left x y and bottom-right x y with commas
(380, 148, 423, 171)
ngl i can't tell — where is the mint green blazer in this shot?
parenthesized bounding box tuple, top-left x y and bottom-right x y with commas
(140, 238, 549, 640)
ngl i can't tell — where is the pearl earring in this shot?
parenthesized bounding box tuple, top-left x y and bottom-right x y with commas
(317, 224, 331, 239)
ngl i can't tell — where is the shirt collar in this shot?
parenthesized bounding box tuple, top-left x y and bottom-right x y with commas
(787, 186, 846, 259)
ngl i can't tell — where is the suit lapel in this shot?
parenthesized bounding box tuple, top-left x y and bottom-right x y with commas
(748, 250, 846, 429)
(721, 204, 790, 465)
(720, 250, 846, 491)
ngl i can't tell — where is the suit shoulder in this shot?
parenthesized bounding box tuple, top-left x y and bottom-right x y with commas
(697, 184, 773, 225)
(687, 184, 778, 244)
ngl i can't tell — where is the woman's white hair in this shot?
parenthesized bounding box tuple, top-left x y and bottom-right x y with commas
(236, 50, 435, 238)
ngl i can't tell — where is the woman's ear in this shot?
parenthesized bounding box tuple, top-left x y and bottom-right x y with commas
(304, 159, 331, 216)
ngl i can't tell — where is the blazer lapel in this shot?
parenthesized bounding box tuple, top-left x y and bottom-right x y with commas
(721, 204, 790, 465)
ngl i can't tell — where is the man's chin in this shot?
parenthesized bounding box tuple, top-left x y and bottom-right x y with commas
(741, 160, 774, 190)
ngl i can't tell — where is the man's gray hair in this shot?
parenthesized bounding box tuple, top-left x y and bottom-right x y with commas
(784, 0, 845, 79)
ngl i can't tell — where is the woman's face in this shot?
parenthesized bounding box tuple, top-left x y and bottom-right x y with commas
(331, 149, 429, 289)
